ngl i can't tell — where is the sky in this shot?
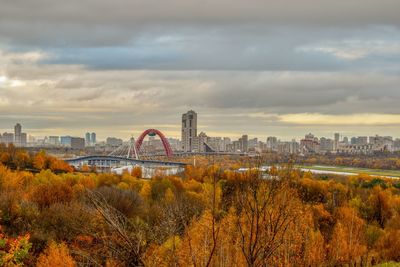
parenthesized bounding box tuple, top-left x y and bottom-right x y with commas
(1, 0, 400, 141)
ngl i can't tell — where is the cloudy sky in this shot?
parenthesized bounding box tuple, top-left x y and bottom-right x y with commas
(1, 0, 400, 141)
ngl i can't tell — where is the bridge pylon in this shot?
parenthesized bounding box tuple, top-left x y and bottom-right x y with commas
(109, 137, 139, 159)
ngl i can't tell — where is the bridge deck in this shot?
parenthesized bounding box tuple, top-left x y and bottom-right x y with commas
(65, 155, 187, 167)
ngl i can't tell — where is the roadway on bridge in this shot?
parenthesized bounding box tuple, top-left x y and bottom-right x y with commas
(65, 155, 187, 167)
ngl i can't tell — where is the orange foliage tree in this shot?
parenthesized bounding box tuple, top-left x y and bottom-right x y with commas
(329, 206, 367, 265)
(0, 227, 31, 266)
(36, 242, 76, 267)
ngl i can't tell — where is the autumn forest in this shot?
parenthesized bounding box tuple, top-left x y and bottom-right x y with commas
(1, 144, 400, 266)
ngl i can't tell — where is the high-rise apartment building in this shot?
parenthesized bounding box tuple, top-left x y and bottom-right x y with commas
(320, 137, 334, 153)
(359, 136, 368, 145)
(277, 140, 300, 154)
(239, 134, 248, 152)
(49, 136, 60, 146)
(248, 138, 258, 150)
(85, 132, 97, 146)
(369, 135, 394, 152)
(20, 133, 27, 146)
(301, 133, 320, 154)
(266, 136, 278, 151)
(71, 137, 85, 150)
(91, 132, 96, 145)
(181, 110, 197, 152)
(334, 133, 340, 142)
(14, 123, 22, 146)
(60, 136, 72, 147)
(2, 132, 14, 145)
(13, 123, 27, 147)
(85, 132, 91, 146)
(334, 133, 340, 150)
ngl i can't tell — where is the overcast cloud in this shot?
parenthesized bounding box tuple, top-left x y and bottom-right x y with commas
(0, 0, 400, 140)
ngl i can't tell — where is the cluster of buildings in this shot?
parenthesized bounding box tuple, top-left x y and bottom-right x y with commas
(180, 111, 400, 155)
(38, 136, 86, 150)
(180, 110, 297, 154)
(180, 111, 297, 154)
(292, 133, 399, 155)
(0, 123, 27, 147)
(0, 124, 93, 150)
(3, 113, 400, 156)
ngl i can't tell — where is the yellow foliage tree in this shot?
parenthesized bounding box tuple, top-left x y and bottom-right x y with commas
(329, 206, 367, 265)
(36, 242, 76, 267)
(33, 151, 48, 170)
(140, 182, 152, 200)
(177, 210, 220, 267)
(164, 188, 175, 203)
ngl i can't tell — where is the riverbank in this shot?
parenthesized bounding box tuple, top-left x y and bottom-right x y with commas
(296, 165, 400, 179)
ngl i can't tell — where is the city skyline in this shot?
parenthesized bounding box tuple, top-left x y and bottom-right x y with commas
(3, 113, 400, 144)
(1, 1, 400, 139)
(3, 118, 399, 156)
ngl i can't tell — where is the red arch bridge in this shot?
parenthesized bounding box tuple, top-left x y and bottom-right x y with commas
(135, 128, 173, 157)
(65, 129, 186, 173)
(107, 128, 174, 159)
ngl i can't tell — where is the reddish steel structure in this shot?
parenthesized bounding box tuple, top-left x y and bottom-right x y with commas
(135, 129, 174, 158)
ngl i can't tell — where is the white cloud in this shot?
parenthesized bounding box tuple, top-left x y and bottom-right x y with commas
(0, 74, 26, 88)
(300, 40, 400, 60)
(0, 50, 48, 64)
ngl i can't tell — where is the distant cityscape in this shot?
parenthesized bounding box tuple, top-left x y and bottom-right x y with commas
(1, 110, 400, 155)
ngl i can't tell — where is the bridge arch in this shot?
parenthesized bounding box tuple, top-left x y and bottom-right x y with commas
(135, 129, 173, 157)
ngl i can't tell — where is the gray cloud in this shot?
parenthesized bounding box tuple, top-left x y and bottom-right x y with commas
(1, 52, 400, 139)
(1, 0, 400, 34)
(1, 0, 400, 71)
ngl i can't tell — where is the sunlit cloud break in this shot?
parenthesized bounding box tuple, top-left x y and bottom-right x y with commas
(299, 40, 400, 60)
(279, 113, 400, 126)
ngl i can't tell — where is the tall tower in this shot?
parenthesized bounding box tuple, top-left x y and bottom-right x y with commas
(91, 132, 96, 145)
(241, 134, 248, 152)
(181, 110, 197, 152)
(85, 132, 91, 146)
(334, 132, 340, 150)
(14, 123, 22, 146)
(334, 133, 340, 143)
